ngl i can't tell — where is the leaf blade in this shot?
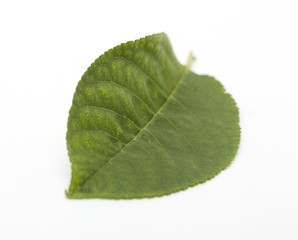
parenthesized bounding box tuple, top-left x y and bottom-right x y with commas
(66, 33, 240, 199)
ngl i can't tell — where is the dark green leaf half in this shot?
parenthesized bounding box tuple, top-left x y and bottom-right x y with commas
(66, 33, 240, 199)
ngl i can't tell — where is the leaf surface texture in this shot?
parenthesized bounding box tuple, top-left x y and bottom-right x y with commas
(66, 33, 240, 199)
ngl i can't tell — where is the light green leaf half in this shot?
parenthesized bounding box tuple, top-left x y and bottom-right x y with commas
(66, 33, 240, 199)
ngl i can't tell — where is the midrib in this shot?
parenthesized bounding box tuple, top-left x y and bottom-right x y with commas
(77, 53, 193, 190)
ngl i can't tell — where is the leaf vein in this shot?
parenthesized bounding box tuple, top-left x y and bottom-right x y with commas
(79, 67, 156, 115)
(112, 55, 170, 98)
(68, 129, 127, 145)
(77, 61, 190, 190)
(72, 105, 141, 129)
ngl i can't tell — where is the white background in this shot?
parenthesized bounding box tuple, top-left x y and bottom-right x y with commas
(0, 1, 297, 239)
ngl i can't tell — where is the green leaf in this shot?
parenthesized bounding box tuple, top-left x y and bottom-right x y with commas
(66, 33, 240, 199)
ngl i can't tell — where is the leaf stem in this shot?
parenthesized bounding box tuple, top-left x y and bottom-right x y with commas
(186, 52, 195, 72)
